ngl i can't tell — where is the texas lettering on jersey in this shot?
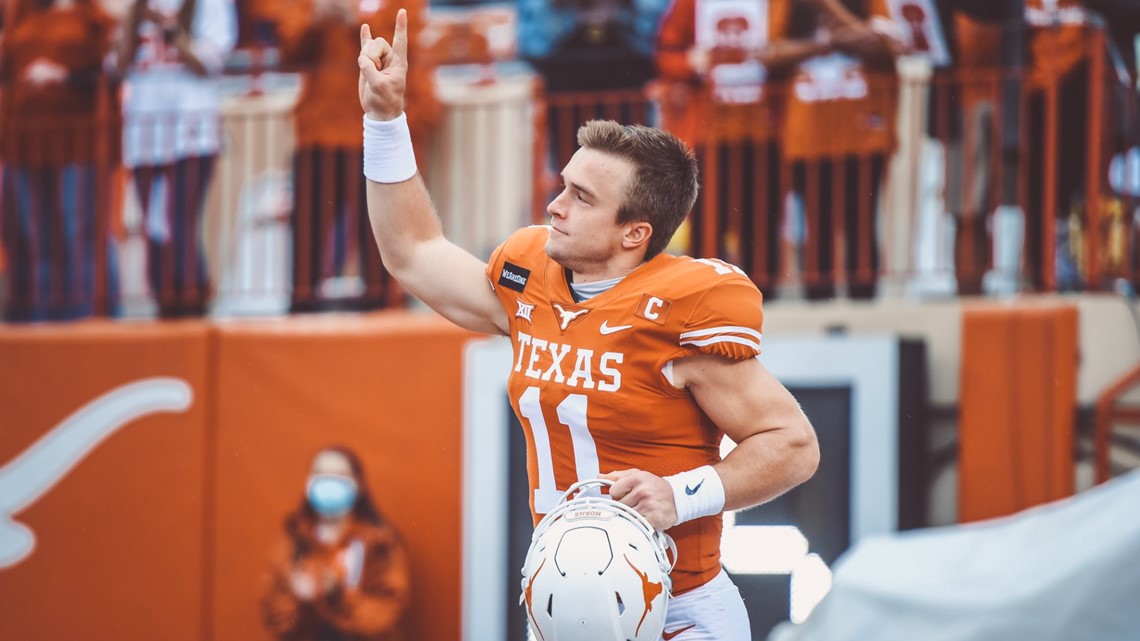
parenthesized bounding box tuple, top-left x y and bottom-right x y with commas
(486, 226, 765, 594)
(512, 330, 624, 392)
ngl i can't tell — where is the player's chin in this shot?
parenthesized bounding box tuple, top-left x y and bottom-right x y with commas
(544, 238, 568, 263)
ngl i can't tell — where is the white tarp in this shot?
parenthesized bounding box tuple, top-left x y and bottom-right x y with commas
(770, 470, 1140, 641)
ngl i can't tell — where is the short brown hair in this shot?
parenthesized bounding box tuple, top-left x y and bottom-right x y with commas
(576, 120, 699, 260)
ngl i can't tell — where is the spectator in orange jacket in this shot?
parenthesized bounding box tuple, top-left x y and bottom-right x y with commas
(0, 0, 121, 322)
(656, 0, 790, 290)
(763, 0, 902, 299)
(276, 0, 440, 312)
(262, 446, 412, 641)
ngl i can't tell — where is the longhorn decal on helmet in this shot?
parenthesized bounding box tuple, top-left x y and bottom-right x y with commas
(519, 479, 678, 641)
(625, 553, 664, 637)
(526, 557, 548, 641)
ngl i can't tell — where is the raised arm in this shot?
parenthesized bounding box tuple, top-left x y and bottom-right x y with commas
(357, 10, 508, 335)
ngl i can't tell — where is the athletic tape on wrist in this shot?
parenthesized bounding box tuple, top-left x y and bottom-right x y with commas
(363, 113, 417, 184)
(664, 465, 726, 526)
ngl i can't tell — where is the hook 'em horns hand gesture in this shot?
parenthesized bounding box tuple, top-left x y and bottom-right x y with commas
(358, 8, 409, 122)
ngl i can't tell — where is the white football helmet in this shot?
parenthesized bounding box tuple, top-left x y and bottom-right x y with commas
(520, 479, 678, 641)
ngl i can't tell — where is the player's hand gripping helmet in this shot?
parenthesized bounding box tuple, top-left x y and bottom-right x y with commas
(520, 479, 678, 641)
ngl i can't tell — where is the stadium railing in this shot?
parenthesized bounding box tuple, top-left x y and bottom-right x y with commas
(0, 25, 1136, 322)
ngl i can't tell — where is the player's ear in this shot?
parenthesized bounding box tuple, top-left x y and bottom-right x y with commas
(622, 221, 653, 252)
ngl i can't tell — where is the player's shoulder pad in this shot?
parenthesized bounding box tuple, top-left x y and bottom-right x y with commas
(660, 256, 762, 301)
(668, 257, 764, 359)
(487, 226, 550, 295)
(509, 225, 550, 254)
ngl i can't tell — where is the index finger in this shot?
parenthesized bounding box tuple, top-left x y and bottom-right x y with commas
(602, 470, 639, 498)
(391, 8, 408, 65)
(360, 23, 372, 47)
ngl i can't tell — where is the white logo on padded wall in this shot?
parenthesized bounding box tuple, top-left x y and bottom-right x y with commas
(0, 378, 193, 569)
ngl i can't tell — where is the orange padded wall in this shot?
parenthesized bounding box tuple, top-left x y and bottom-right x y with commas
(209, 314, 473, 641)
(0, 321, 211, 641)
(958, 304, 1079, 523)
(0, 313, 474, 641)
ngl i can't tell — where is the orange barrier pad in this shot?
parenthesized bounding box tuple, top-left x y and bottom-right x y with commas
(958, 303, 1079, 523)
(0, 320, 212, 641)
(210, 313, 472, 641)
(0, 313, 474, 641)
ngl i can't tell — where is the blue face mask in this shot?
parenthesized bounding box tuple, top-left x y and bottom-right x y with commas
(307, 474, 358, 518)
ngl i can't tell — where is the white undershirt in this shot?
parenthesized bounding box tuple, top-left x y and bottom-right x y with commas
(569, 275, 624, 301)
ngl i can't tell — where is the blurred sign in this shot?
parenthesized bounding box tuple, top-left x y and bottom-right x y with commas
(885, 0, 950, 67)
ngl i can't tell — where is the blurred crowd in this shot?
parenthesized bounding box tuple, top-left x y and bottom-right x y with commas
(0, 0, 1137, 322)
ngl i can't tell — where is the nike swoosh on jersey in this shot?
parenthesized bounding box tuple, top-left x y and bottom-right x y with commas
(663, 624, 696, 640)
(599, 321, 633, 335)
(685, 479, 705, 495)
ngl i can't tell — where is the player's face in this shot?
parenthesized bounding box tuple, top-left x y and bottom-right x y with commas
(545, 148, 635, 274)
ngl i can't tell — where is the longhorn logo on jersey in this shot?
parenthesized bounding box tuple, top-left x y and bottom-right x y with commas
(552, 304, 590, 332)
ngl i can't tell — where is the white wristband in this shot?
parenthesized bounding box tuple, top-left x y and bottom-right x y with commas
(363, 113, 417, 183)
(664, 465, 726, 526)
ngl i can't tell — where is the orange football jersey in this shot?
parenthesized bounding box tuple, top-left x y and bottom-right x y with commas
(485, 226, 765, 594)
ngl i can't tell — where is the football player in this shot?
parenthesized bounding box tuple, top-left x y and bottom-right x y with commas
(358, 11, 819, 640)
